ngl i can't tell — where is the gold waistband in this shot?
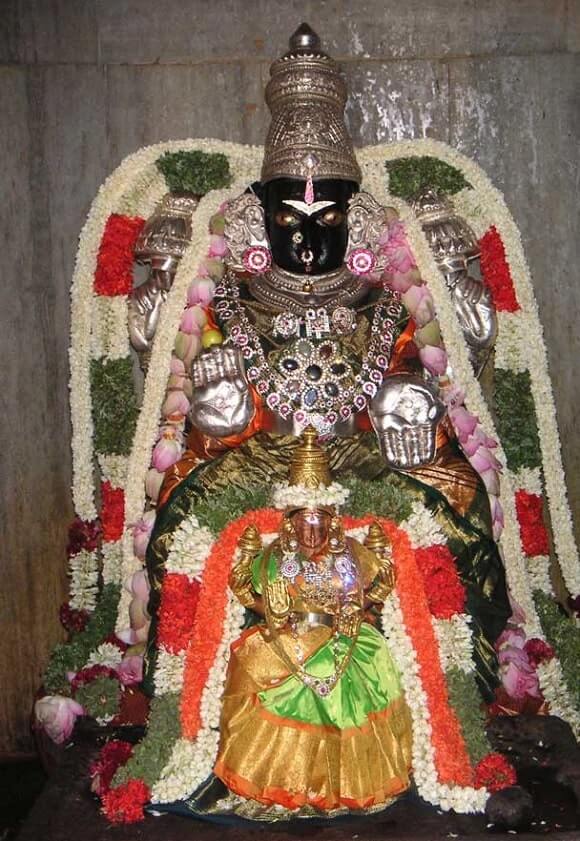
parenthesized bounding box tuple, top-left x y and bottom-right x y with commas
(291, 611, 335, 630)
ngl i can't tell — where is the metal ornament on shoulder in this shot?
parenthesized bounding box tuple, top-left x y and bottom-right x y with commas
(128, 192, 200, 364)
(368, 375, 446, 469)
(223, 192, 269, 272)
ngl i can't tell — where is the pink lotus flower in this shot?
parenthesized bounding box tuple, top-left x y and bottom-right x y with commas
(461, 427, 498, 457)
(442, 385, 465, 410)
(419, 344, 448, 376)
(170, 357, 185, 376)
(187, 279, 215, 307)
(380, 221, 417, 275)
(152, 428, 182, 472)
(402, 284, 436, 327)
(127, 569, 150, 603)
(478, 465, 501, 496)
(208, 235, 227, 258)
(179, 307, 202, 336)
(132, 512, 156, 561)
(469, 446, 502, 475)
(34, 695, 84, 744)
(145, 468, 165, 502)
(490, 495, 505, 540)
(174, 331, 201, 367)
(388, 271, 418, 293)
(449, 406, 479, 441)
(116, 655, 144, 687)
(508, 593, 527, 627)
(162, 389, 190, 419)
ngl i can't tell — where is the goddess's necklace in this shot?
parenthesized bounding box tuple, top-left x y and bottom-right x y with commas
(213, 270, 404, 435)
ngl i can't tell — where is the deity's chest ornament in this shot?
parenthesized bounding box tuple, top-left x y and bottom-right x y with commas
(213, 272, 404, 435)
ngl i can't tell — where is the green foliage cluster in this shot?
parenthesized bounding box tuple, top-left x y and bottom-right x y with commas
(343, 474, 413, 523)
(493, 369, 542, 470)
(385, 156, 469, 201)
(156, 151, 232, 195)
(113, 693, 182, 788)
(90, 357, 139, 456)
(445, 667, 490, 764)
(43, 584, 121, 695)
(534, 590, 580, 711)
(194, 484, 270, 533)
(75, 676, 121, 720)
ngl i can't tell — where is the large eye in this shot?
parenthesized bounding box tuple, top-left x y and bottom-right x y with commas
(318, 209, 345, 227)
(275, 210, 300, 227)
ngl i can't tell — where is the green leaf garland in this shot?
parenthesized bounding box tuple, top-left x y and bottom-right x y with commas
(90, 357, 139, 456)
(445, 667, 490, 764)
(534, 590, 580, 711)
(493, 369, 542, 470)
(385, 156, 469, 201)
(44, 584, 121, 695)
(156, 151, 232, 195)
(75, 676, 121, 720)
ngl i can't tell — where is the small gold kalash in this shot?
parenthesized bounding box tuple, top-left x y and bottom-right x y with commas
(230, 427, 396, 698)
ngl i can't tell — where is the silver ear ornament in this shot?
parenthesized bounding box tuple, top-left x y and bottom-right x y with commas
(223, 192, 270, 272)
(345, 192, 392, 276)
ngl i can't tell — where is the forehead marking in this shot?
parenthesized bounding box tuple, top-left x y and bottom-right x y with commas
(282, 199, 336, 217)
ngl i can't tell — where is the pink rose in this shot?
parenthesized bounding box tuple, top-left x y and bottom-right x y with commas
(418, 344, 448, 376)
(34, 695, 84, 745)
(116, 655, 144, 687)
(187, 279, 215, 308)
(151, 428, 182, 472)
(208, 235, 227, 258)
(145, 468, 165, 502)
(402, 284, 435, 327)
(132, 512, 156, 561)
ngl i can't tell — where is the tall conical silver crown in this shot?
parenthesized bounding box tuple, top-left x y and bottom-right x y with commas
(260, 24, 361, 185)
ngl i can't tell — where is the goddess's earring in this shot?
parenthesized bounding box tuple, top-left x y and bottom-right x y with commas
(344, 192, 392, 277)
(224, 192, 271, 273)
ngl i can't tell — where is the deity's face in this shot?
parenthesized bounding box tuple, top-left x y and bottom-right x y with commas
(290, 508, 332, 551)
(261, 178, 358, 275)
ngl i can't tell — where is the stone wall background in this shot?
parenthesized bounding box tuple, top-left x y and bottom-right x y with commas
(1, 0, 579, 753)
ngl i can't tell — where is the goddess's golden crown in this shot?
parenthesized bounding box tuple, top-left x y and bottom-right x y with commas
(261, 23, 362, 185)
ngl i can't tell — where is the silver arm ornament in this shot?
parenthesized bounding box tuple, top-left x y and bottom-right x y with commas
(369, 375, 446, 469)
(128, 270, 173, 353)
(189, 345, 255, 438)
(450, 273, 497, 374)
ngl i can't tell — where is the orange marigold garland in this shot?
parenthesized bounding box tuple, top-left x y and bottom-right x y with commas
(344, 516, 474, 787)
(479, 226, 520, 313)
(414, 545, 467, 619)
(94, 213, 145, 297)
(180, 508, 282, 739)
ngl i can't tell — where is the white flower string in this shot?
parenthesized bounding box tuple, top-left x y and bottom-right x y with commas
(432, 614, 476, 676)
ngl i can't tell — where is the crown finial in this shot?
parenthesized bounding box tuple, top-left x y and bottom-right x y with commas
(289, 426, 332, 489)
(287, 23, 322, 55)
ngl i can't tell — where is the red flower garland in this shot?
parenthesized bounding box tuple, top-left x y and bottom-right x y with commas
(524, 637, 555, 668)
(70, 664, 118, 694)
(94, 213, 145, 297)
(479, 227, 520, 313)
(66, 516, 101, 557)
(157, 574, 200, 654)
(101, 779, 150, 824)
(515, 490, 550, 557)
(100, 482, 125, 543)
(89, 740, 133, 797)
(59, 602, 89, 633)
(474, 753, 517, 792)
(414, 545, 466, 618)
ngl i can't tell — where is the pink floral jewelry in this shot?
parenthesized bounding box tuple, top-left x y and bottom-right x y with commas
(242, 245, 272, 274)
(346, 247, 377, 276)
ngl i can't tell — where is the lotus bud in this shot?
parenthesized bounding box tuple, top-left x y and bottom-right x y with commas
(187, 279, 215, 307)
(145, 468, 165, 501)
(419, 344, 448, 376)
